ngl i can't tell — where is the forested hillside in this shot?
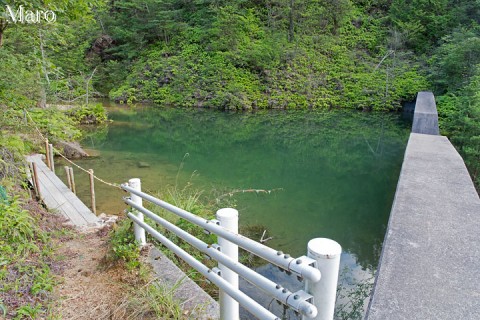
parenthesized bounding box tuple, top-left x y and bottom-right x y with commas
(1, 1, 480, 318)
(101, 0, 428, 111)
(1, 0, 479, 184)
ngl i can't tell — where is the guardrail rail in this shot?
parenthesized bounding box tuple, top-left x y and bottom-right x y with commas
(122, 178, 341, 320)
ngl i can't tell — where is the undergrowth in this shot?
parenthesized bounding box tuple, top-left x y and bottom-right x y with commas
(108, 218, 142, 271)
(105, 217, 186, 319)
(0, 185, 62, 319)
(0, 101, 100, 319)
(66, 104, 109, 125)
(148, 182, 220, 298)
(114, 280, 186, 319)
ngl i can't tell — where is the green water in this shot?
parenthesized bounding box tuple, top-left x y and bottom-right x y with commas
(57, 106, 410, 267)
(55, 106, 410, 316)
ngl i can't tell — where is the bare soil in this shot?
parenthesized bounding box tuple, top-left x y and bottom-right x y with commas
(52, 228, 139, 320)
(1, 189, 138, 320)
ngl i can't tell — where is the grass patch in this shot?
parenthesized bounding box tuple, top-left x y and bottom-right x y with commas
(107, 219, 192, 319)
(108, 218, 142, 271)
(114, 280, 186, 319)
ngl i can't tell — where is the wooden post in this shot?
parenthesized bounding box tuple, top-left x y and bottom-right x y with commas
(29, 162, 36, 193)
(64, 166, 72, 191)
(89, 169, 96, 215)
(32, 162, 41, 200)
(69, 167, 76, 194)
(48, 143, 55, 172)
(45, 139, 50, 169)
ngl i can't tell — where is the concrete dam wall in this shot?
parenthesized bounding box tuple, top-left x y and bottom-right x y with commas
(366, 92, 480, 319)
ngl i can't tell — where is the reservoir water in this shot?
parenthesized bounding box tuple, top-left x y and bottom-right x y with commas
(55, 105, 411, 318)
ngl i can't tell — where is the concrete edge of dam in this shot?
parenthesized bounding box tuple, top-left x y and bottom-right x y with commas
(366, 92, 480, 319)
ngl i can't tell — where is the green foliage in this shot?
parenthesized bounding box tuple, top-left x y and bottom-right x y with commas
(0, 197, 40, 256)
(437, 67, 480, 188)
(13, 304, 43, 320)
(96, 0, 188, 60)
(0, 112, 32, 181)
(0, 133, 30, 176)
(109, 85, 138, 105)
(109, 218, 141, 270)
(0, 43, 39, 109)
(0, 189, 56, 319)
(28, 108, 81, 142)
(0, 0, 434, 112)
(0, 134, 27, 155)
(389, 0, 480, 53)
(101, 0, 426, 110)
(431, 24, 480, 191)
(0, 0, 100, 109)
(429, 27, 480, 94)
(149, 180, 218, 262)
(67, 103, 108, 124)
(123, 281, 185, 319)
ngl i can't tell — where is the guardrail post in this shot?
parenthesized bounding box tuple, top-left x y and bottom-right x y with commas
(304, 238, 342, 320)
(216, 208, 239, 320)
(129, 178, 146, 246)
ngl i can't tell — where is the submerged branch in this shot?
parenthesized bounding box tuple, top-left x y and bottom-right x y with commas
(260, 230, 273, 243)
(214, 188, 284, 203)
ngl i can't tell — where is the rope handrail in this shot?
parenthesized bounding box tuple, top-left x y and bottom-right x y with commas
(24, 109, 122, 190)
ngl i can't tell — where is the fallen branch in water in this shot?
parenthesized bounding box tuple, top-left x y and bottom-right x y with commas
(260, 230, 273, 243)
(213, 188, 284, 203)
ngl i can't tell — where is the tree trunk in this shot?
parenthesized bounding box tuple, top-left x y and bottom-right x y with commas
(332, 16, 339, 36)
(0, 20, 7, 48)
(36, 72, 47, 108)
(39, 31, 50, 85)
(288, 0, 294, 42)
(38, 86, 47, 108)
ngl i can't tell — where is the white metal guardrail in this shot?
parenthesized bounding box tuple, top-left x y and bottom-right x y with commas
(121, 178, 341, 320)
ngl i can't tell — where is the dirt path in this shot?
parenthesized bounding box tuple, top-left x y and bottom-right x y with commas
(53, 228, 134, 320)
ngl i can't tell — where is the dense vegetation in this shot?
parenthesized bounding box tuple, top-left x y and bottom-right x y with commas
(1, 0, 479, 186)
(1, 1, 479, 317)
(0, 120, 68, 318)
(102, 0, 428, 111)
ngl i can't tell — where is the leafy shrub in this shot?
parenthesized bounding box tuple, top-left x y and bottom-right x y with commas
(437, 67, 480, 190)
(0, 190, 56, 319)
(28, 108, 81, 142)
(67, 103, 108, 124)
(0, 197, 41, 256)
(109, 218, 141, 270)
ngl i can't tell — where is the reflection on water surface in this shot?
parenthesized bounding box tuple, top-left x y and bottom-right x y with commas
(55, 105, 410, 318)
